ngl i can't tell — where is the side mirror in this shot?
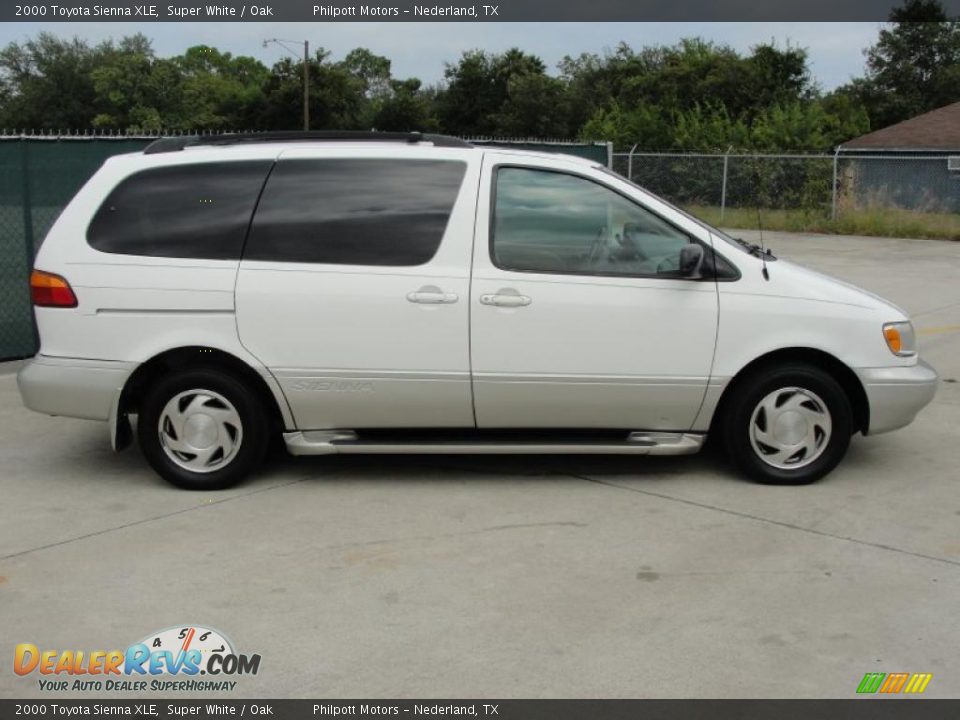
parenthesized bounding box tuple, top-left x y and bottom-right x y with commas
(679, 244, 705, 278)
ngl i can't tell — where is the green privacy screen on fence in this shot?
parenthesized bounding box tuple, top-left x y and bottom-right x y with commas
(0, 135, 611, 362)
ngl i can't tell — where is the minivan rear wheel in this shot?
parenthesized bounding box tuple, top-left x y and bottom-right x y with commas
(721, 363, 853, 484)
(138, 368, 268, 490)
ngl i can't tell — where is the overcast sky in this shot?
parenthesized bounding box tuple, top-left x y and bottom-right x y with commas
(1, 22, 884, 90)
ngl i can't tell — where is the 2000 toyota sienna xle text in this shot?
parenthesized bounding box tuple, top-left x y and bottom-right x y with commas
(17, 131, 939, 490)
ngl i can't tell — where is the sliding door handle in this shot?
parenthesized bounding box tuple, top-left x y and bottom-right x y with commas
(407, 287, 459, 304)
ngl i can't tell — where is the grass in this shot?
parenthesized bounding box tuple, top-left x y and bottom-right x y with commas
(684, 205, 960, 241)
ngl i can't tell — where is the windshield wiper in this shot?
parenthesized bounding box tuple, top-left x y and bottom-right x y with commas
(733, 237, 775, 259)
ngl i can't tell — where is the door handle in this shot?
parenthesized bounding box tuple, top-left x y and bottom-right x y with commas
(407, 287, 459, 304)
(480, 293, 532, 308)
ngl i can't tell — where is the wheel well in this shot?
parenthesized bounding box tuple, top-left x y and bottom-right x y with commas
(711, 348, 869, 435)
(119, 347, 286, 432)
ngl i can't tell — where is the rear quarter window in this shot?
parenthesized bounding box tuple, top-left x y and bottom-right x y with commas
(87, 161, 273, 259)
(244, 158, 467, 266)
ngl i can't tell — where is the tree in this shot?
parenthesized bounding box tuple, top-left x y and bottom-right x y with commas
(0, 33, 101, 129)
(559, 44, 661, 132)
(436, 49, 550, 135)
(175, 46, 269, 130)
(493, 73, 572, 137)
(339, 48, 395, 129)
(580, 102, 673, 148)
(561, 40, 815, 134)
(89, 35, 168, 130)
(573, 39, 832, 151)
(845, 0, 960, 129)
(340, 48, 392, 99)
(373, 78, 438, 132)
(258, 50, 355, 130)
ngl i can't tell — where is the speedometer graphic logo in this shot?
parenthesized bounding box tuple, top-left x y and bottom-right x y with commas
(139, 625, 235, 673)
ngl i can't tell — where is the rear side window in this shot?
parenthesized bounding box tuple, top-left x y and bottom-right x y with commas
(245, 159, 467, 266)
(87, 161, 272, 259)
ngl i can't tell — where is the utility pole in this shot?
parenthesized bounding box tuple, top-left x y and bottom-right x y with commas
(264, 38, 310, 130)
(303, 40, 310, 131)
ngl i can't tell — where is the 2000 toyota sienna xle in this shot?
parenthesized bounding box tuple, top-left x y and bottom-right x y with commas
(17, 131, 939, 490)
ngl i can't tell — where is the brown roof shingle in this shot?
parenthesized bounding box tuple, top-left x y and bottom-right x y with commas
(841, 101, 960, 151)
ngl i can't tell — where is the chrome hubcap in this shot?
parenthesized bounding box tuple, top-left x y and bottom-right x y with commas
(158, 389, 242, 474)
(749, 387, 832, 470)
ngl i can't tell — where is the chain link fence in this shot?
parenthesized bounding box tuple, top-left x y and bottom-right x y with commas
(836, 154, 959, 215)
(612, 150, 960, 235)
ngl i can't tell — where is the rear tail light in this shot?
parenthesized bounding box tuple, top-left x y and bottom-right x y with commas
(30, 269, 78, 308)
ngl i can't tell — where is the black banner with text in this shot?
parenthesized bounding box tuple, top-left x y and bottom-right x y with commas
(4, 0, 960, 22)
(2, 700, 959, 719)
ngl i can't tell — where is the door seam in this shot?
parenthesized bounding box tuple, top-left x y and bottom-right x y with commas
(467, 151, 486, 428)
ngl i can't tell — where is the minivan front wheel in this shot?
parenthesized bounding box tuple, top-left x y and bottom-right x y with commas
(138, 369, 268, 490)
(722, 364, 852, 484)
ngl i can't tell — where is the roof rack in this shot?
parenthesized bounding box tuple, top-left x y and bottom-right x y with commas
(143, 131, 472, 154)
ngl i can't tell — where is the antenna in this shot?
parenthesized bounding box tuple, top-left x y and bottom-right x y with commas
(756, 205, 769, 281)
(753, 159, 770, 281)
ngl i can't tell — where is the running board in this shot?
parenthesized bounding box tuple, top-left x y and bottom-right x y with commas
(283, 430, 704, 456)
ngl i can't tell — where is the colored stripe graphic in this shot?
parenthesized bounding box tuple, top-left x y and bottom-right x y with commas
(904, 674, 933, 694)
(880, 673, 910, 693)
(857, 673, 886, 694)
(857, 672, 932, 694)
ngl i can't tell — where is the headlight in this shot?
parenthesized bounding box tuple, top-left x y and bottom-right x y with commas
(883, 321, 916, 357)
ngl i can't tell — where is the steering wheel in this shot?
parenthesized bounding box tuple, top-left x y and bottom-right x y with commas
(617, 228, 648, 262)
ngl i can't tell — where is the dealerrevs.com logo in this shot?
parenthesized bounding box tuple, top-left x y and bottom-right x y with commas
(14, 625, 261, 693)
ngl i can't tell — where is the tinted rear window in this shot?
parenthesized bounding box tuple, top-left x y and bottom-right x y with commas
(244, 159, 466, 266)
(87, 161, 272, 259)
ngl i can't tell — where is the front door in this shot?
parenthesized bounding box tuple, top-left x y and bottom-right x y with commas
(470, 156, 719, 430)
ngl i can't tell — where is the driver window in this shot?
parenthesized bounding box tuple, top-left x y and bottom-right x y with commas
(492, 167, 693, 277)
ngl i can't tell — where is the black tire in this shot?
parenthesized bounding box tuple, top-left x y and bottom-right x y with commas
(720, 363, 853, 485)
(137, 368, 269, 490)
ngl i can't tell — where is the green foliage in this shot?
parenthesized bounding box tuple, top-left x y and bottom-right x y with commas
(575, 39, 859, 153)
(89, 36, 172, 130)
(436, 49, 549, 135)
(0, 33, 102, 129)
(491, 73, 571, 137)
(671, 104, 751, 151)
(584, 99, 869, 154)
(0, 3, 949, 149)
(372, 79, 439, 132)
(581, 102, 672, 149)
(835, 0, 960, 129)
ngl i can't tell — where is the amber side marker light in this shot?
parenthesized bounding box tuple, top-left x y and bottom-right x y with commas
(30, 269, 78, 308)
(884, 326, 903, 354)
(883, 321, 916, 357)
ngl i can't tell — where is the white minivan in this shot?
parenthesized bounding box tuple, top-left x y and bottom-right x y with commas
(18, 132, 939, 489)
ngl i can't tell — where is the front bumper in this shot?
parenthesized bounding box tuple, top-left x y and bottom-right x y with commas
(17, 355, 134, 422)
(857, 359, 939, 435)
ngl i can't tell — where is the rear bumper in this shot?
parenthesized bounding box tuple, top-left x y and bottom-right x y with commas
(857, 360, 939, 435)
(17, 355, 134, 422)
